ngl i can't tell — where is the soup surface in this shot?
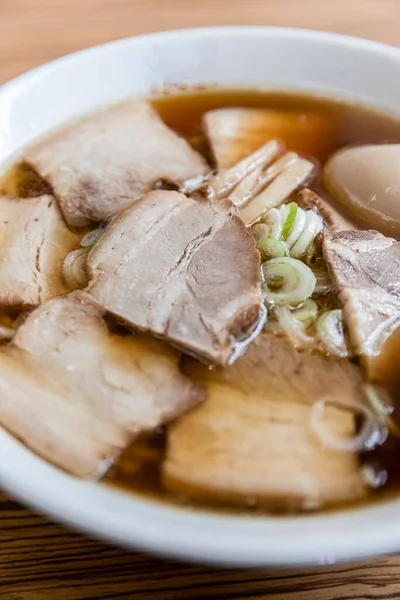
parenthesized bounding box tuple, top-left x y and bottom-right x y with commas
(153, 88, 400, 162)
(1, 87, 400, 516)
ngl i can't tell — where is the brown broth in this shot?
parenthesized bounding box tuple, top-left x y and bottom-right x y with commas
(152, 88, 400, 163)
(105, 88, 400, 514)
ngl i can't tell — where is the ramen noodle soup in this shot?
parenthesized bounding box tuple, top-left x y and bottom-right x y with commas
(0, 88, 399, 514)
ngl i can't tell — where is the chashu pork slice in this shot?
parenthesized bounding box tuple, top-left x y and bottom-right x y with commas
(323, 229, 400, 396)
(203, 107, 333, 169)
(87, 190, 262, 365)
(14, 292, 205, 435)
(0, 194, 79, 307)
(297, 188, 356, 230)
(163, 334, 367, 511)
(0, 345, 127, 477)
(23, 101, 208, 228)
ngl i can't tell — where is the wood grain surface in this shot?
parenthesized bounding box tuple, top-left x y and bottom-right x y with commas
(1, 1, 400, 599)
(0, 490, 399, 600)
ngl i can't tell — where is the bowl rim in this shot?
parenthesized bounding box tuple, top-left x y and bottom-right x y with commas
(2, 25, 400, 88)
(1, 25, 400, 567)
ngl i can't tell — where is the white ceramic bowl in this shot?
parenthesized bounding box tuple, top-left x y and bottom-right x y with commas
(1, 26, 400, 567)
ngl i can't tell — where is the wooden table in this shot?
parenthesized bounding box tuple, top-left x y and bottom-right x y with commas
(1, 1, 400, 598)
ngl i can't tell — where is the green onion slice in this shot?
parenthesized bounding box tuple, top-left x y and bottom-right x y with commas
(263, 207, 283, 239)
(257, 237, 286, 261)
(262, 256, 316, 306)
(281, 201, 298, 240)
(291, 299, 319, 326)
(62, 248, 89, 290)
(251, 223, 271, 242)
(316, 309, 348, 357)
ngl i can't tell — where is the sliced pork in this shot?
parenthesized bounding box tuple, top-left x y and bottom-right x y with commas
(203, 107, 333, 168)
(87, 190, 262, 365)
(0, 346, 127, 477)
(323, 229, 400, 395)
(14, 292, 205, 434)
(0, 195, 79, 307)
(188, 141, 315, 225)
(207, 140, 282, 201)
(238, 154, 314, 225)
(297, 188, 356, 230)
(164, 334, 367, 511)
(23, 101, 208, 228)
